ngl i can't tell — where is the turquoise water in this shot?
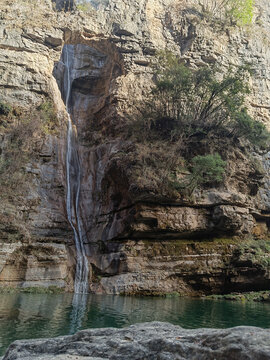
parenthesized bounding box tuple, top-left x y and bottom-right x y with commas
(1, 293, 270, 356)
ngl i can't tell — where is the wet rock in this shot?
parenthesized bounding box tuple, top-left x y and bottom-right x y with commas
(3, 322, 270, 360)
(1, 0, 270, 295)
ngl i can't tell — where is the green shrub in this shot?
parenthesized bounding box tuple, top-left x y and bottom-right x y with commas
(138, 53, 269, 149)
(199, 0, 254, 25)
(233, 109, 270, 148)
(191, 153, 226, 185)
(228, 0, 254, 25)
(76, 0, 108, 11)
(0, 102, 12, 116)
(124, 53, 269, 198)
(37, 100, 58, 134)
(237, 239, 270, 267)
(77, 1, 91, 12)
(168, 153, 226, 196)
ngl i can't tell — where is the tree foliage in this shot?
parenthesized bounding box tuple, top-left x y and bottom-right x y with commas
(126, 52, 269, 198)
(169, 153, 226, 195)
(140, 52, 269, 149)
(199, 0, 254, 25)
(229, 0, 254, 25)
(190, 153, 226, 186)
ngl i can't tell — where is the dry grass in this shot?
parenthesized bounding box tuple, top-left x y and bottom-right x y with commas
(0, 100, 58, 201)
(0, 0, 97, 32)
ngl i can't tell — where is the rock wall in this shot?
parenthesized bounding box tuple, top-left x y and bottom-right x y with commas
(0, 0, 270, 294)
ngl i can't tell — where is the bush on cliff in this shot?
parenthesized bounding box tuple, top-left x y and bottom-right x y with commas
(0, 101, 12, 116)
(0, 100, 58, 197)
(229, 0, 254, 25)
(76, 0, 108, 11)
(37, 100, 59, 134)
(232, 110, 270, 148)
(199, 0, 254, 25)
(137, 52, 269, 149)
(190, 153, 226, 186)
(169, 153, 226, 195)
(124, 52, 268, 199)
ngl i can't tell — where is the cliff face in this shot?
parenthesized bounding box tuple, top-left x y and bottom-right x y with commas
(0, 0, 270, 294)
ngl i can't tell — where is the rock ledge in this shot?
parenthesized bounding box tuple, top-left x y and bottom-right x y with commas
(3, 322, 270, 360)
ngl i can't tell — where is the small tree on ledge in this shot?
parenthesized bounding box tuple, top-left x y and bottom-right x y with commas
(199, 0, 254, 25)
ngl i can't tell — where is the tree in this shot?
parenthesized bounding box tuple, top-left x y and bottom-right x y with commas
(140, 52, 269, 149)
(190, 153, 226, 186)
(127, 53, 269, 198)
(169, 153, 226, 195)
(228, 0, 254, 25)
(199, 0, 254, 25)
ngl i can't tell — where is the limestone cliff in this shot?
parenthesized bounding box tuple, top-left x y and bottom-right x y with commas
(0, 0, 270, 295)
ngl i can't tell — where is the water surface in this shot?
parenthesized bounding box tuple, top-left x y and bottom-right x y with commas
(0, 293, 270, 355)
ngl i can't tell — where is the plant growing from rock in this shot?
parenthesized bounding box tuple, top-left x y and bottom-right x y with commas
(140, 52, 269, 149)
(236, 238, 270, 267)
(125, 52, 269, 199)
(76, 0, 108, 11)
(0, 102, 12, 117)
(228, 0, 254, 25)
(0, 100, 58, 198)
(37, 100, 59, 135)
(189, 153, 226, 189)
(199, 0, 254, 25)
(168, 153, 226, 195)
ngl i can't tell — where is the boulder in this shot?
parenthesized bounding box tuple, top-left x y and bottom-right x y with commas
(3, 322, 270, 360)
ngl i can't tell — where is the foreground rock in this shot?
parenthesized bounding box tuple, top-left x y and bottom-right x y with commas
(3, 322, 270, 360)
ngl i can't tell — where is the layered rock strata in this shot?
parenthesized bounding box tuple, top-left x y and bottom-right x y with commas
(0, 0, 270, 294)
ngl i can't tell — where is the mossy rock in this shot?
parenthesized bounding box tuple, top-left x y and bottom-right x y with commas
(207, 291, 270, 302)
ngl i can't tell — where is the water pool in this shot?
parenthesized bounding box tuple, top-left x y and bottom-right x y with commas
(0, 293, 270, 356)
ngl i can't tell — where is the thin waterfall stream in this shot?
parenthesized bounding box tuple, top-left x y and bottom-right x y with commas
(63, 44, 89, 295)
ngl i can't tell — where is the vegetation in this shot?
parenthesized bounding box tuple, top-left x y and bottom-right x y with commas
(199, 0, 254, 25)
(0, 99, 58, 199)
(123, 52, 269, 198)
(189, 153, 226, 189)
(76, 0, 108, 11)
(37, 101, 59, 135)
(76, 0, 92, 12)
(168, 154, 226, 195)
(236, 238, 270, 267)
(140, 52, 269, 148)
(0, 102, 12, 116)
(230, 0, 254, 25)
(0, 286, 64, 294)
(232, 111, 270, 148)
(122, 53, 270, 197)
(207, 291, 270, 302)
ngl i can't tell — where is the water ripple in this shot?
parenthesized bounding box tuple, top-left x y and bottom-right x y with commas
(0, 293, 270, 355)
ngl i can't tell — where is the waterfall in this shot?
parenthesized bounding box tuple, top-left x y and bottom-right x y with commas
(63, 44, 89, 294)
(69, 292, 88, 334)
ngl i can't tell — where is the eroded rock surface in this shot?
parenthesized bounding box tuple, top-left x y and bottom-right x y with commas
(3, 322, 270, 360)
(1, 0, 270, 294)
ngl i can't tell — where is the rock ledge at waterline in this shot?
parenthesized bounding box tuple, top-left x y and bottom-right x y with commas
(2, 322, 270, 360)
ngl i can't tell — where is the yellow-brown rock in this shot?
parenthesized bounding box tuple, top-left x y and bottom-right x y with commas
(0, 0, 270, 295)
